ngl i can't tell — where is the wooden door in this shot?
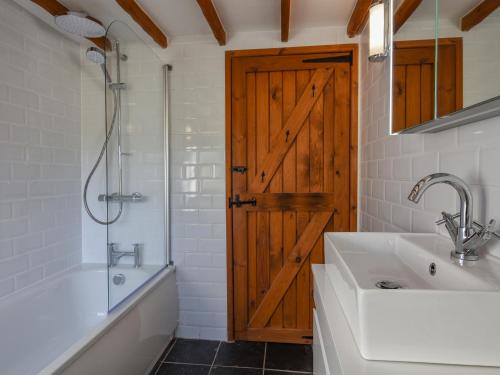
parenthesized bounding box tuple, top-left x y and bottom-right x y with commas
(393, 38, 463, 132)
(225, 45, 358, 344)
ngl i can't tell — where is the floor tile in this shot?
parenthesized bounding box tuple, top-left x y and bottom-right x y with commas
(166, 338, 220, 365)
(156, 363, 211, 375)
(214, 341, 265, 368)
(210, 366, 262, 375)
(265, 371, 311, 375)
(265, 343, 313, 372)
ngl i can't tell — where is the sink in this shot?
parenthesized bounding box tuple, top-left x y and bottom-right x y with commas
(324, 232, 500, 367)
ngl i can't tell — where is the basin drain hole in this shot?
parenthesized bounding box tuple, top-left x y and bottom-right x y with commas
(375, 280, 403, 289)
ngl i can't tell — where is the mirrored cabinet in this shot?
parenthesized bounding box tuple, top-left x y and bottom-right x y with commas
(390, 0, 500, 134)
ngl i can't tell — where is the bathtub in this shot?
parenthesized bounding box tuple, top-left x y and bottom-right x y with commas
(0, 264, 178, 375)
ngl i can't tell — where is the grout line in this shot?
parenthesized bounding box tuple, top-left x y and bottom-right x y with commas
(153, 338, 177, 374)
(210, 364, 263, 370)
(208, 341, 222, 374)
(164, 362, 265, 370)
(264, 370, 312, 374)
(162, 362, 312, 375)
(160, 337, 177, 363)
(262, 342, 267, 375)
(164, 361, 212, 366)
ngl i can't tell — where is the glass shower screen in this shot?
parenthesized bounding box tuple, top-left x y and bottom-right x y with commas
(104, 21, 169, 310)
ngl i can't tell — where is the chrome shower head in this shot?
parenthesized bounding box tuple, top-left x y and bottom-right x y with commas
(86, 46, 105, 64)
(54, 11, 106, 38)
(86, 47, 112, 83)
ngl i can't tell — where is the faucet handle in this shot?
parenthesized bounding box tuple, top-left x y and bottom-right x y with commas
(463, 219, 500, 255)
(486, 218, 496, 231)
(107, 242, 118, 250)
(436, 212, 459, 225)
(482, 219, 500, 240)
(438, 212, 458, 241)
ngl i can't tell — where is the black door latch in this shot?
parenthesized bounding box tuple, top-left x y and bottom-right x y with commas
(228, 194, 256, 208)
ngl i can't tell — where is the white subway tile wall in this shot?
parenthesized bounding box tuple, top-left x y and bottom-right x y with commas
(156, 27, 358, 340)
(359, 28, 500, 258)
(0, 0, 82, 298)
(164, 38, 227, 341)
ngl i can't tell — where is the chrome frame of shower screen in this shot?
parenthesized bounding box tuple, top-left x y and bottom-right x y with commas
(164, 64, 173, 266)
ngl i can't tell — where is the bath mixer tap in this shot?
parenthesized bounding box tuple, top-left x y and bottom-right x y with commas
(108, 243, 141, 267)
(408, 173, 500, 261)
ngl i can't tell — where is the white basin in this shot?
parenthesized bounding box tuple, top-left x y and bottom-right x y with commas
(324, 232, 500, 367)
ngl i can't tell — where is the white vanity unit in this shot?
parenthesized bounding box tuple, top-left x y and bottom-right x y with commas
(312, 232, 500, 375)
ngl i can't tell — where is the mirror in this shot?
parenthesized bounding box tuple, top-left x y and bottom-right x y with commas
(392, 0, 438, 132)
(390, 0, 500, 133)
(439, 0, 500, 109)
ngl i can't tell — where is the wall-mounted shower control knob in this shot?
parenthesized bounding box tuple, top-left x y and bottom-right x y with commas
(131, 193, 143, 201)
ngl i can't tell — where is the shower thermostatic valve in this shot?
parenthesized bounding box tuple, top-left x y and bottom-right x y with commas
(98, 192, 145, 202)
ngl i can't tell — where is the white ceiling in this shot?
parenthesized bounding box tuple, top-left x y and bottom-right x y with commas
(215, 0, 357, 33)
(13, 0, 357, 47)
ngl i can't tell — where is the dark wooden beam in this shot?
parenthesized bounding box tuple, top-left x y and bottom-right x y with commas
(461, 0, 500, 31)
(31, 0, 66, 14)
(196, 0, 226, 45)
(87, 37, 109, 50)
(116, 0, 168, 48)
(30, 0, 109, 49)
(281, 0, 291, 42)
(347, 0, 372, 38)
(394, 0, 423, 33)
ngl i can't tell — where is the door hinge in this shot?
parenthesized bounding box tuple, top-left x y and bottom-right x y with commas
(228, 194, 256, 208)
(231, 166, 247, 173)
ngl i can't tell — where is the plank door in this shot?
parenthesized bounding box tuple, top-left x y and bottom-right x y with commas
(393, 38, 463, 132)
(226, 46, 358, 344)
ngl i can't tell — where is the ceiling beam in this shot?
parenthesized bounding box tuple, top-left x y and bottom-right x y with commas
(196, 0, 226, 46)
(115, 0, 168, 48)
(394, 0, 423, 33)
(347, 0, 372, 38)
(30, 0, 109, 49)
(281, 0, 291, 42)
(461, 0, 500, 31)
(30, 0, 66, 14)
(87, 37, 109, 51)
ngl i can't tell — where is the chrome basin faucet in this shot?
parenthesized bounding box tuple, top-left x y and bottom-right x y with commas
(408, 173, 499, 261)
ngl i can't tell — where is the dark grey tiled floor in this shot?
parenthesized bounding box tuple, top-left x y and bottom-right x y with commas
(151, 339, 312, 375)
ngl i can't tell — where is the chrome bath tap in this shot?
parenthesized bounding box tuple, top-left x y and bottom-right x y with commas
(408, 173, 499, 261)
(108, 243, 141, 267)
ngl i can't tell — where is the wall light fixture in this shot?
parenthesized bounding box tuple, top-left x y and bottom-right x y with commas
(368, 0, 389, 62)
